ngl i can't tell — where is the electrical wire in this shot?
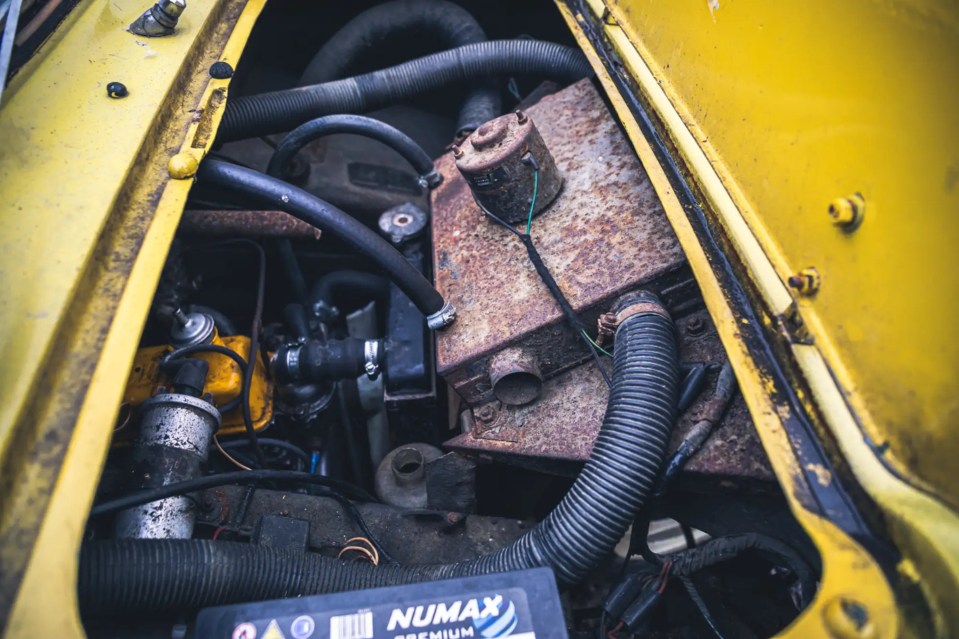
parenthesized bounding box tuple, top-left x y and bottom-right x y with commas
(214, 435, 253, 471)
(221, 437, 311, 468)
(484, 164, 612, 387)
(583, 330, 613, 357)
(679, 575, 728, 639)
(90, 470, 377, 517)
(162, 342, 264, 466)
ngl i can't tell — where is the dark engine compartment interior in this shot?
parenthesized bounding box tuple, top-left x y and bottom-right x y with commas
(80, 1, 823, 637)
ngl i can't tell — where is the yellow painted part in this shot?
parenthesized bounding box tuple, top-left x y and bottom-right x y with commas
(558, 1, 959, 635)
(122, 336, 273, 435)
(0, 0, 267, 634)
(601, 0, 959, 513)
(557, 3, 901, 637)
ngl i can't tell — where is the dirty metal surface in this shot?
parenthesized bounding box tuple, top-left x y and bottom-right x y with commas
(179, 209, 322, 239)
(432, 79, 687, 406)
(199, 485, 527, 565)
(446, 307, 774, 483)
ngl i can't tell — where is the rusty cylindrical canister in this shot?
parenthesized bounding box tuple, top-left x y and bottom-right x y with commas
(453, 110, 562, 225)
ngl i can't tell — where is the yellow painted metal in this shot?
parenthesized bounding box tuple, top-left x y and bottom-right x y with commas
(601, 0, 959, 512)
(558, 1, 959, 635)
(122, 336, 274, 435)
(0, 0, 266, 634)
(556, 6, 907, 637)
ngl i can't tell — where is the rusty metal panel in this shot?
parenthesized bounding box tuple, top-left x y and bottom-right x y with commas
(432, 79, 687, 405)
(447, 307, 772, 483)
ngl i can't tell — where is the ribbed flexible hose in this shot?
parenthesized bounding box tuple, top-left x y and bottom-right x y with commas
(298, 0, 500, 134)
(219, 40, 592, 142)
(196, 159, 448, 319)
(79, 295, 678, 613)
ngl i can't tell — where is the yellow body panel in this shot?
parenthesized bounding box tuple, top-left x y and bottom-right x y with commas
(122, 336, 273, 435)
(603, 0, 959, 511)
(0, 0, 267, 634)
(559, 0, 959, 635)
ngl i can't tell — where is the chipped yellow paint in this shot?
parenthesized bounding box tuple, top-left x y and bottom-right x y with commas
(558, 0, 959, 635)
(601, 0, 959, 513)
(557, 2, 902, 637)
(0, 0, 266, 634)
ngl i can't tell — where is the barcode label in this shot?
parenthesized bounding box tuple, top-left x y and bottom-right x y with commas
(330, 611, 373, 639)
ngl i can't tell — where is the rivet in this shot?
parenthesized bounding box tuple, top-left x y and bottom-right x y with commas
(823, 597, 875, 639)
(209, 61, 234, 79)
(168, 153, 199, 179)
(828, 192, 865, 231)
(787, 267, 821, 296)
(106, 82, 129, 98)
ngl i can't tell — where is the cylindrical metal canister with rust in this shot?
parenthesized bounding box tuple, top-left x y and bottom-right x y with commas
(453, 110, 562, 224)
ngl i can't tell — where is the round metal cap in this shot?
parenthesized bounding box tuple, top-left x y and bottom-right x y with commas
(170, 311, 216, 348)
(378, 203, 428, 245)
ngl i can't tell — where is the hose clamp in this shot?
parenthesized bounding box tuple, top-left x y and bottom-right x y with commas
(426, 300, 457, 330)
(364, 340, 381, 379)
(283, 345, 303, 382)
(418, 170, 443, 190)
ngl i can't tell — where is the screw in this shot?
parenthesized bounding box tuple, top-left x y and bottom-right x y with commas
(452, 145, 464, 159)
(787, 267, 821, 296)
(106, 82, 129, 98)
(475, 405, 495, 422)
(515, 110, 528, 124)
(822, 597, 872, 638)
(687, 316, 706, 336)
(828, 192, 865, 231)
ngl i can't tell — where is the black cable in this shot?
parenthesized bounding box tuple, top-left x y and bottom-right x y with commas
(243, 239, 268, 468)
(679, 575, 728, 639)
(90, 470, 377, 517)
(222, 438, 311, 467)
(482, 210, 612, 387)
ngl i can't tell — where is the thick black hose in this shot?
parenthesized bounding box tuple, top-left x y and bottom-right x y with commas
(79, 296, 679, 612)
(299, 0, 500, 134)
(266, 114, 440, 187)
(310, 270, 389, 321)
(220, 40, 592, 141)
(196, 159, 447, 319)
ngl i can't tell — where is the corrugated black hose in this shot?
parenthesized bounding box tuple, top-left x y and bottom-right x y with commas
(219, 40, 592, 141)
(79, 293, 679, 613)
(298, 0, 501, 134)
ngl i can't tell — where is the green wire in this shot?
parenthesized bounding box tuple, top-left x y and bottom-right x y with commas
(583, 330, 613, 357)
(524, 169, 540, 235)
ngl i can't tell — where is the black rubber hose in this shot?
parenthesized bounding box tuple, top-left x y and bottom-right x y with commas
(310, 270, 389, 321)
(196, 159, 447, 320)
(79, 295, 679, 613)
(267, 114, 440, 187)
(220, 40, 592, 142)
(299, 0, 500, 134)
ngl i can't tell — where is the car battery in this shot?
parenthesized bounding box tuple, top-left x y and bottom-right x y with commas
(196, 568, 568, 639)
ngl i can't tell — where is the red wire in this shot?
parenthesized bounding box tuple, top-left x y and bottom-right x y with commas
(658, 559, 673, 594)
(606, 621, 624, 639)
(211, 526, 227, 541)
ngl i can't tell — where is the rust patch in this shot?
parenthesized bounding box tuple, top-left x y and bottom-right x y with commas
(446, 308, 774, 483)
(178, 209, 322, 239)
(191, 87, 227, 149)
(432, 79, 687, 405)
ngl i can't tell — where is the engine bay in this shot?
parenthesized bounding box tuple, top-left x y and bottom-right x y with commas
(79, 2, 822, 637)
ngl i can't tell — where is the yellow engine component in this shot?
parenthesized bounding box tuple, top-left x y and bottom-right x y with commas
(122, 335, 273, 436)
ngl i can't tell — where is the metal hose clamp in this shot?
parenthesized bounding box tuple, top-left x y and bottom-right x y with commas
(426, 300, 457, 330)
(364, 340, 381, 379)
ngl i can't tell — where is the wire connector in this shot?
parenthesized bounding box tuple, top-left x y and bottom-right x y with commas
(418, 170, 443, 190)
(426, 300, 457, 330)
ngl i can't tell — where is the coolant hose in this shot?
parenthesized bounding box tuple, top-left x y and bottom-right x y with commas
(266, 114, 440, 187)
(196, 159, 454, 328)
(219, 40, 592, 141)
(298, 0, 500, 134)
(79, 294, 678, 613)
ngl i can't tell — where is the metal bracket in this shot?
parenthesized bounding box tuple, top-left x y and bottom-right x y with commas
(776, 302, 814, 345)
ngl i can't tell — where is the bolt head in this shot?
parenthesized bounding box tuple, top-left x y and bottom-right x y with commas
(168, 153, 199, 179)
(106, 82, 129, 98)
(828, 193, 865, 231)
(788, 267, 821, 296)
